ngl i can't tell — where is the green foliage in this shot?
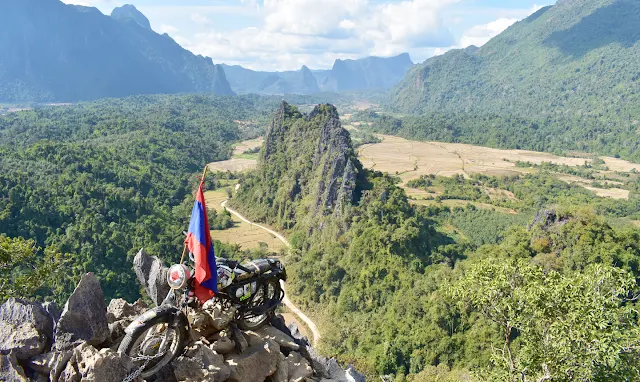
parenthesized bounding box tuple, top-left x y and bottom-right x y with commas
(0, 235, 71, 305)
(0, 94, 278, 301)
(233, 102, 640, 379)
(451, 257, 640, 381)
(385, 0, 640, 162)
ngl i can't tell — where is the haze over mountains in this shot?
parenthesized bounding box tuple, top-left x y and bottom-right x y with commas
(223, 53, 414, 95)
(0, 0, 235, 102)
(0, 0, 414, 102)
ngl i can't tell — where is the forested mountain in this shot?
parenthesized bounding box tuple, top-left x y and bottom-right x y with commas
(0, 94, 279, 302)
(222, 65, 320, 95)
(231, 102, 363, 229)
(222, 53, 413, 95)
(232, 103, 640, 380)
(320, 53, 414, 92)
(387, 0, 640, 161)
(0, 0, 234, 102)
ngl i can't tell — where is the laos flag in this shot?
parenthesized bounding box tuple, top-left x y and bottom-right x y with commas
(185, 181, 218, 303)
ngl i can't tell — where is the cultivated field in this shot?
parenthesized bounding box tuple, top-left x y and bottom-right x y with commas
(204, 188, 286, 252)
(232, 137, 264, 156)
(358, 135, 635, 200)
(207, 138, 264, 172)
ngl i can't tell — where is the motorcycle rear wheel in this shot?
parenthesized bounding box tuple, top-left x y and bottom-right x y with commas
(118, 314, 187, 378)
(238, 279, 280, 331)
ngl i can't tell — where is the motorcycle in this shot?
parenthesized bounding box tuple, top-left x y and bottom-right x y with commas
(118, 250, 287, 379)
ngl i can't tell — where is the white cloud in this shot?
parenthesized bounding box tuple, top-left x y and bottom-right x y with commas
(179, 0, 458, 70)
(158, 24, 179, 35)
(190, 13, 212, 26)
(459, 17, 518, 48)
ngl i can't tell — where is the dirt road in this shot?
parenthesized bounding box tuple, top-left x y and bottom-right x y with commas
(221, 200, 322, 346)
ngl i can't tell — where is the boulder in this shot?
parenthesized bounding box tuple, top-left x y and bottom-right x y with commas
(226, 339, 280, 382)
(106, 299, 148, 323)
(54, 273, 109, 351)
(286, 352, 313, 382)
(27, 350, 72, 380)
(102, 320, 127, 349)
(0, 298, 53, 359)
(172, 341, 230, 382)
(254, 325, 300, 351)
(210, 334, 235, 355)
(133, 249, 170, 306)
(0, 352, 28, 381)
(57, 343, 134, 382)
(270, 352, 288, 382)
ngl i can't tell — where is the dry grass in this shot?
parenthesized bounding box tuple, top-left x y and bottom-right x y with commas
(207, 159, 257, 172)
(358, 135, 591, 181)
(358, 134, 636, 200)
(204, 189, 285, 252)
(583, 187, 630, 200)
(410, 199, 518, 214)
(232, 138, 264, 156)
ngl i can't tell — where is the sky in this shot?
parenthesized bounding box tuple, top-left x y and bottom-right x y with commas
(61, 0, 552, 71)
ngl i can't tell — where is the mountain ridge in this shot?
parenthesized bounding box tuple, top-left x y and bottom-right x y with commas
(0, 0, 234, 102)
(223, 53, 413, 95)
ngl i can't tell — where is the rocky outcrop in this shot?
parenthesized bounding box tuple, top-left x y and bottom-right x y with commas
(58, 343, 134, 382)
(0, 269, 364, 382)
(236, 102, 362, 231)
(0, 298, 54, 360)
(133, 249, 170, 306)
(0, 352, 28, 381)
(54, 273, 109, 351)
(111, 4, 152, 30)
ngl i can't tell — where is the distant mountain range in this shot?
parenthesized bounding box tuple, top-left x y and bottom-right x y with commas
(0, 0, 234, 102)
(0, 0, 413, 102)
(385, 0, 640, 161)
(223, 53, 414, 95)
(390, 0, 640, 118)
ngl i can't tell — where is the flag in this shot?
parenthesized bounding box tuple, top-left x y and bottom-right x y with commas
(185, 181, 218, 303)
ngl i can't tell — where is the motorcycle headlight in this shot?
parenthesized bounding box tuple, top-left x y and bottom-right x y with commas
(167, 264, 191, 290)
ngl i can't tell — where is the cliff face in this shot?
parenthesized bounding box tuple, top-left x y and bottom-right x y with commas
(233, 102, 362, 230)
(320, 53, 414, 92)
(0, 0, 234, 102)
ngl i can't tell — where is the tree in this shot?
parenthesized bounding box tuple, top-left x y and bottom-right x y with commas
(0, 235, 71, 304)
(451, 257, 640, 381)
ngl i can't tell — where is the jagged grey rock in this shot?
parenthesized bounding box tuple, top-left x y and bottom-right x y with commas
(0, 298, 53, 359)
(172, 341, 230, 382)
(253, 326, 300, 351)
(286, 351, 313, 381)
(225, 339, 280, 382)
(106, 298, 148, 323)
(27, 350, 72, 376)
(271, 352, 288, 382)
(54, 273, 109, 351)
(133, 249, 170, 306)
(58, 343, 134, 382)
(0, 352, 28, 381)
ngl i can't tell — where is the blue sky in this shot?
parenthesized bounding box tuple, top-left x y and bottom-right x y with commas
(62, 0, 552, 71)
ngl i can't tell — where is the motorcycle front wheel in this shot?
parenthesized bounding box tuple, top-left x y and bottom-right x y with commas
(238, 279, 281, 331)
(118, 314, 187, 378)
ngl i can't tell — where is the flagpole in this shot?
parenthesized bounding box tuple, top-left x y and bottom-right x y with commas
(180, 165, 210, 265)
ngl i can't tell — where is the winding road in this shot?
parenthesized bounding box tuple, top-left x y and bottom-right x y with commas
(221, 200, 322, 346)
